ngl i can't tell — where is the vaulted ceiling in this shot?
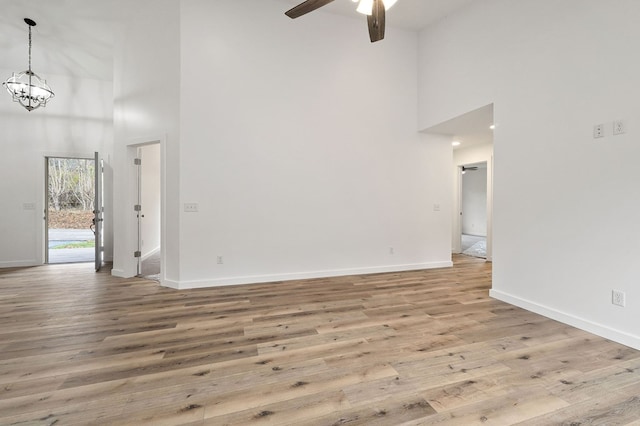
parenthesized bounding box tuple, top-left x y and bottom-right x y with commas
(0, 0, 476, 81)
(0, 0, 117, 81)
(279, 0, 475, 30)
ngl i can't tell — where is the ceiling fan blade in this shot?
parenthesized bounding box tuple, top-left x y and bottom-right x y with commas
(285, 0, 335, 19)
(367, 0, 386, 42)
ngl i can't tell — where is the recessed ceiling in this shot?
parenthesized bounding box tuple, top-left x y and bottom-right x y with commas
(279, 0, 477, 31)
(425, 104, 494, 150)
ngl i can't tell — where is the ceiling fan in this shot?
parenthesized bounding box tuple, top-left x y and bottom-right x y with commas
(285, 0, 398, 43)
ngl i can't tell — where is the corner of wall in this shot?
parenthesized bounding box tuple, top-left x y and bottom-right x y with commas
(490, 289, 640, 351)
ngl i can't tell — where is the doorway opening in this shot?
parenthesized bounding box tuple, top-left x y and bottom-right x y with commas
(460, 162, 488, 259)
(423, 103, 494, 261)
(45, 156, 97, 264)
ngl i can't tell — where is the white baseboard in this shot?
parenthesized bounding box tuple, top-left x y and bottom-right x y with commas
(163, 261, 453, 290)
(141, 247, 160, 261)
(110, 268, 127, 278)
(490, 289, 640, 351)
(0, 259, 39, 268)
(162, 278, 180, 289)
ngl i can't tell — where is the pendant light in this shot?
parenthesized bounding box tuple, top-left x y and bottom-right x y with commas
(3, 18, 55, 112)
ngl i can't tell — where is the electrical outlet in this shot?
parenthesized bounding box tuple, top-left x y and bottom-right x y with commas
(389, 247, 394, 255)
(217, 256, 223, 264)
(612, 290, 626, 307)
(593, 124, 604, 139)
(184, 203, 199, 212)
(613, 120, 626, 135)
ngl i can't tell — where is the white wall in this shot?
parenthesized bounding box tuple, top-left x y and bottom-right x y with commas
(0, 71, 113, 267)
(174, 0, 452, 287)
(140, 143, 161, 258)
(112, 0, 179, 281)
(462, 166, 487, 236)
(419, 0, 640, 349)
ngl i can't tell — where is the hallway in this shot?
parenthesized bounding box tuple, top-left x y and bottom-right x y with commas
(461, 234, 486, 259)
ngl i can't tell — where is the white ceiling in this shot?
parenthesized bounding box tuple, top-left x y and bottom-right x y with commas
(0, 0, 477, 81)
(2, 0, 488, 145)
(280, 0, 477, 31)
(0, 0, 117, 81)
(2, 0, 490, 147)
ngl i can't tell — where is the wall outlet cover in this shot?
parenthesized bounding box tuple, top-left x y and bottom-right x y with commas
(612, 289, 626, 307)
(613, 120, 626, 135)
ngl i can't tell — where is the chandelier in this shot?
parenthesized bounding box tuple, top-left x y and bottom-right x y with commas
(3, 18, 55, 112)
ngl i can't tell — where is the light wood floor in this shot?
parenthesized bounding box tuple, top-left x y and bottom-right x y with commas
(1, 256, 639, 425)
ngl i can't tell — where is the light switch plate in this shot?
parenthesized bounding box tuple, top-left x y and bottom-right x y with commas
(593, 124, 604, 138)
(184, 203, 199, 212)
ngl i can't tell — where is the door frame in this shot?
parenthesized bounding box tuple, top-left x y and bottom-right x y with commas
(94, 152, 104, 271)
(136, 143, 162, 277)
(112, 135, 166, 282)
(453, 156, 493, 261)
(456, 161, 488, 255)
(43, 152, 97, 265)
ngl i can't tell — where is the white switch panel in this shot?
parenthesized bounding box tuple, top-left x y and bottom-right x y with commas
(184, 203, 199, 212)
(593, 124, 604, 138)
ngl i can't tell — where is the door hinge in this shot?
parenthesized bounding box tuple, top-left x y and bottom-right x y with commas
(134, 251, 142, 258)
(134, 158, 142, 165)
(134, 205, 142, 211)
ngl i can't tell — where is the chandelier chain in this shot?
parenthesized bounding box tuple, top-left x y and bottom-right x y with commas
(28, 24, 32, 73)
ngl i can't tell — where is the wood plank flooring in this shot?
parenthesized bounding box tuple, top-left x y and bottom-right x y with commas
(0, 255, 638, 425)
